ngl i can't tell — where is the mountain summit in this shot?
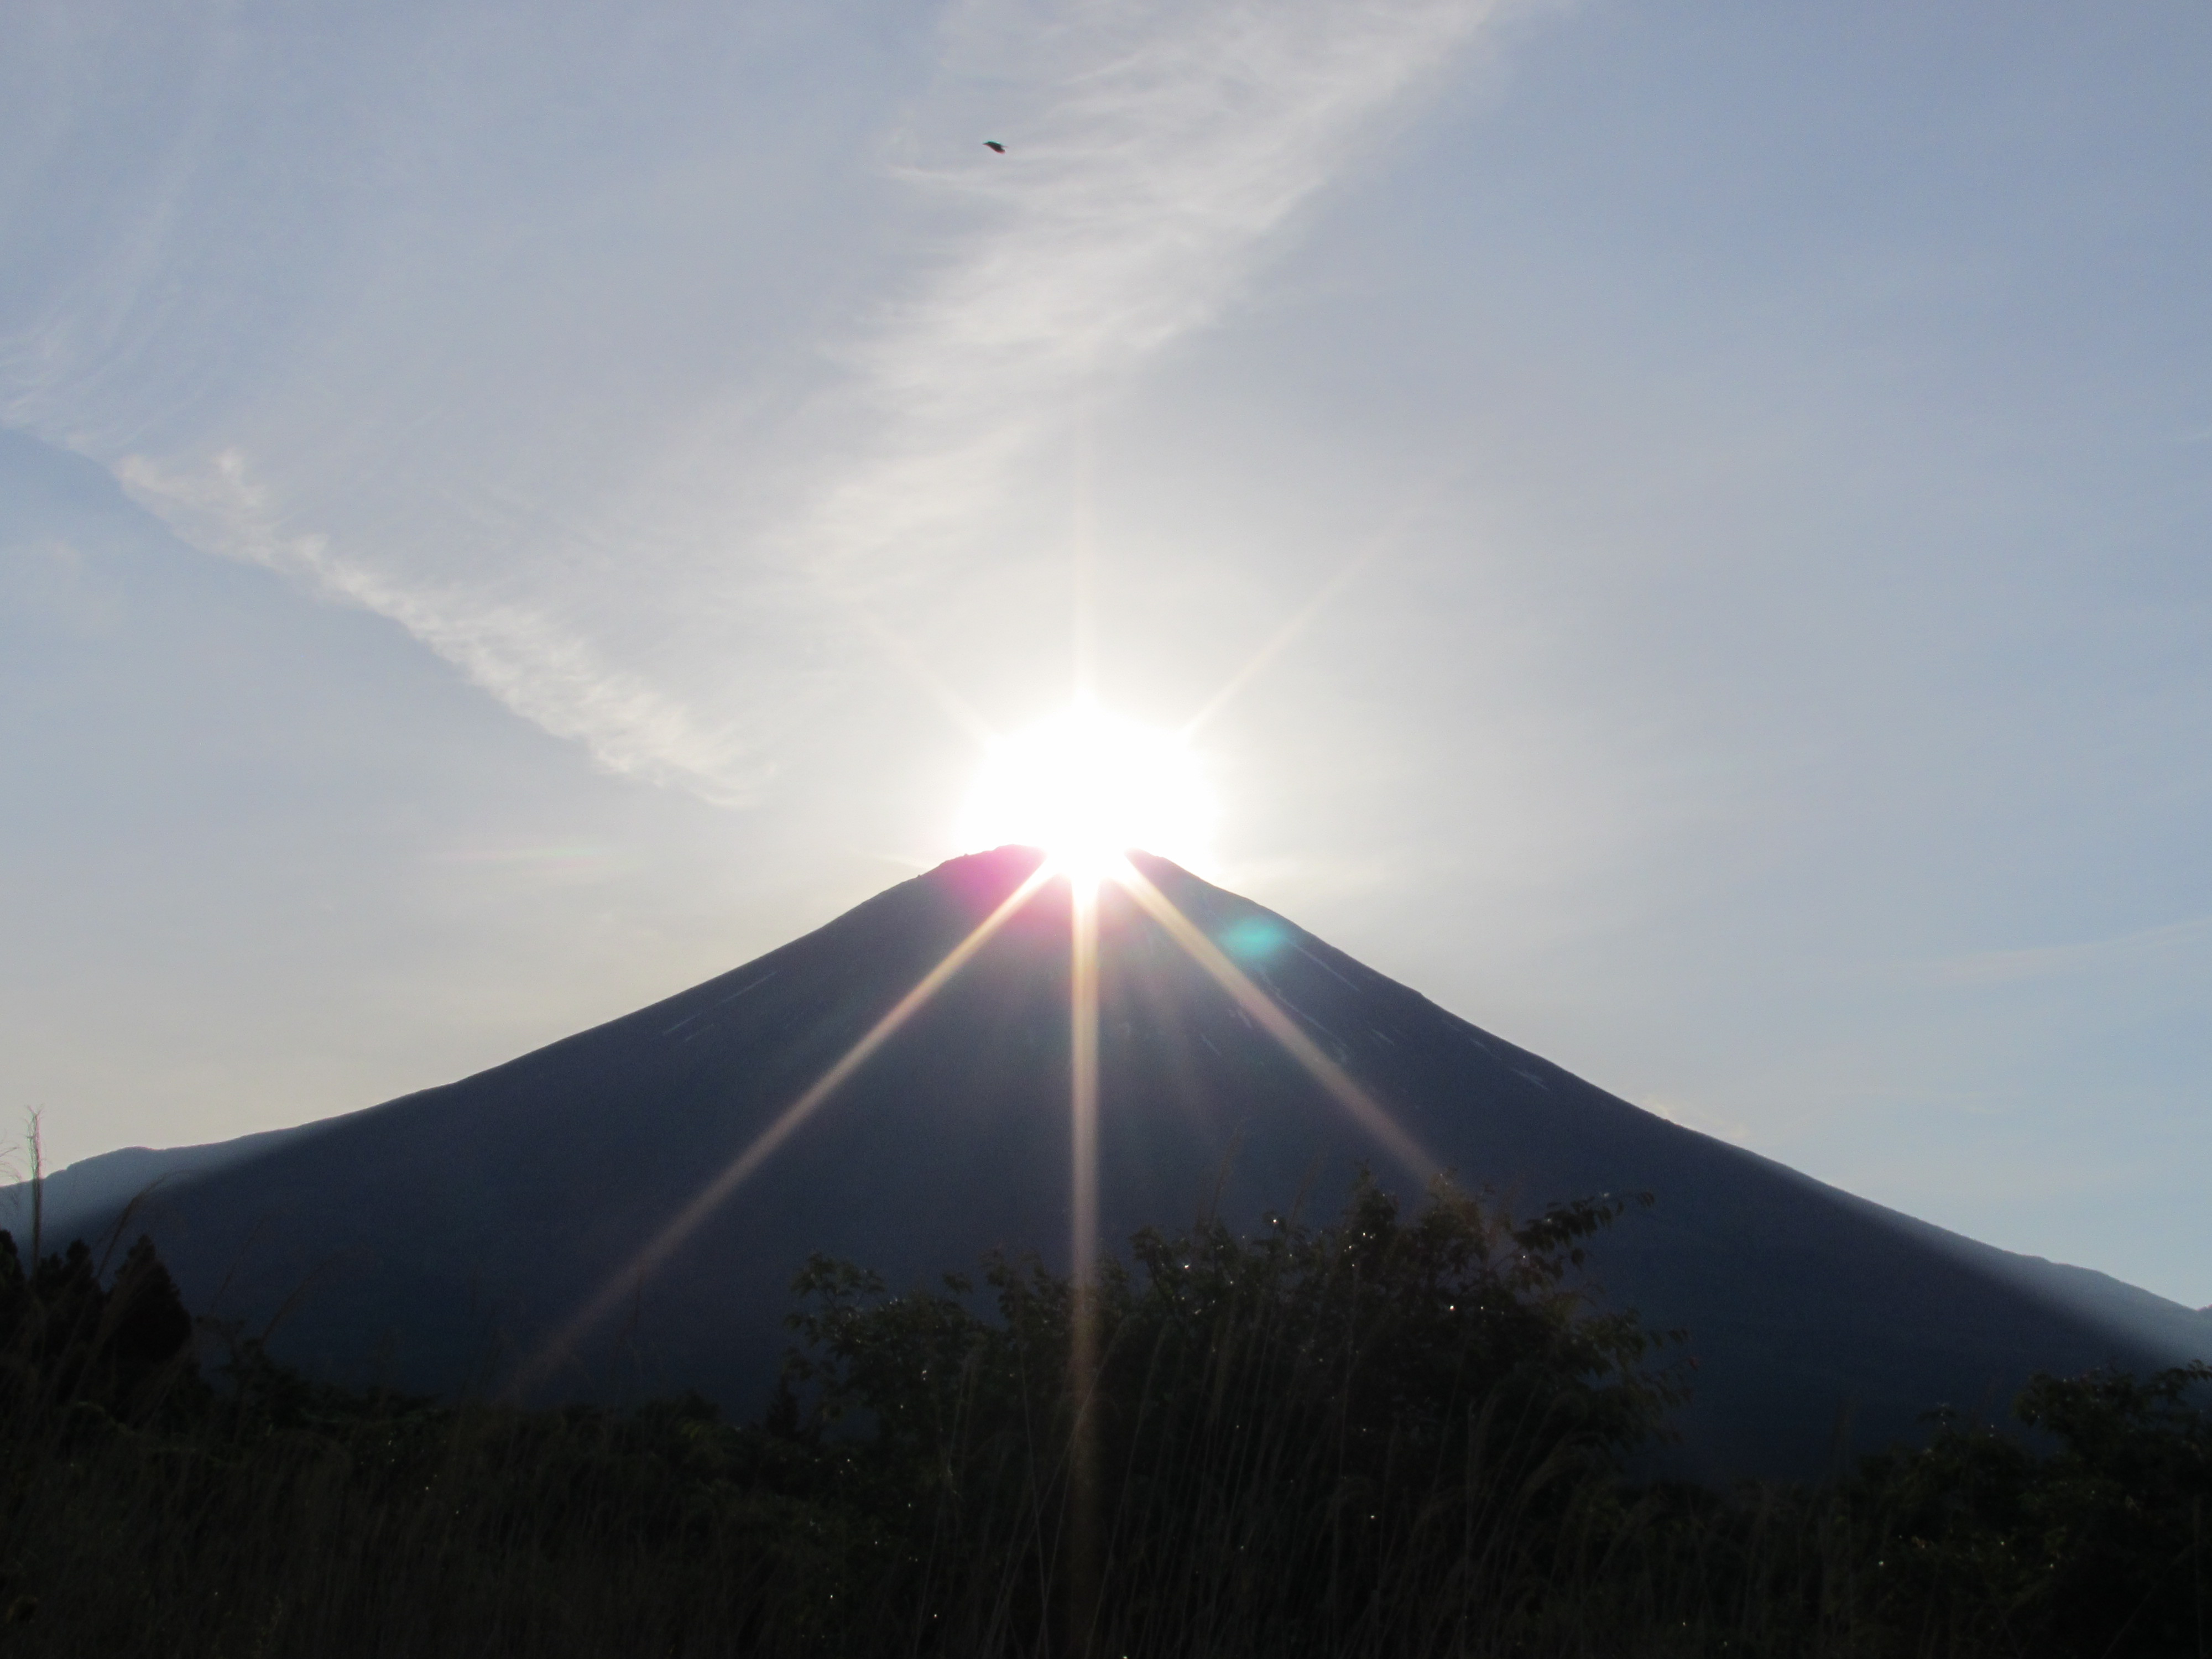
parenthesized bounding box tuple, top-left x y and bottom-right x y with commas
(23, 848, 2209, 1474)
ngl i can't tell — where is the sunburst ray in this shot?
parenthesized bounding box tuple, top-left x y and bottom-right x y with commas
(1179, 465, 1462, 740)
(1112, 859, 1438, 1185)
(1065, 868, 1104, 1652)
(509, 860, 1055, 1395)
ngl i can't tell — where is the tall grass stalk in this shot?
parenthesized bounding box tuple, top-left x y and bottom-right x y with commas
(1, 1176, 2204, 1657)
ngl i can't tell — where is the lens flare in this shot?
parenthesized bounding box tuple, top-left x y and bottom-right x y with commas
(958, 704, 1213, 878)
(1114, 859, 1438, 1187)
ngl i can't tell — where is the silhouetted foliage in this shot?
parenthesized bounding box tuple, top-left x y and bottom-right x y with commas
(0, 1191, 2203, 1657)
(0, 1229, 201, 1424)
(781, 1174, 1682, 1651)
(1843, 1360, 2212, 1657)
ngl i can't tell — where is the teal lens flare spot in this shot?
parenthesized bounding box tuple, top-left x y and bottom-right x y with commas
(1218, 915, 1290, 963)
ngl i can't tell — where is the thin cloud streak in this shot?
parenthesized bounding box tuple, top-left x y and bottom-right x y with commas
(1926, 913, 2212, 987)
(4, 2, 1511, 810)
(112, 449, 767, 802)
(799, 0, 1506, 603)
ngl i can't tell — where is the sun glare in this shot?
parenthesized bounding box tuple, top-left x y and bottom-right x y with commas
(959, 705, 1214, 879)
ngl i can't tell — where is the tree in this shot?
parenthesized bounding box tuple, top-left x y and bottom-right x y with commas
(0, 1230, 200, 1423)
(1851, 1360, 2212, 1657)
(780, 1175, 1684, 1656)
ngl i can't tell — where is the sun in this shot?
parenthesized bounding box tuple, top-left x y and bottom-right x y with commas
(957, 704, 1215, 880)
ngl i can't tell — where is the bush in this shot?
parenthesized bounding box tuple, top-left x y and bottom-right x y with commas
(779, 1174, 1684, 1655)
(1845, 1361, 2212, 1657)
(0, 1229, 202, 1425)
(0, 1182, 2204, 1657)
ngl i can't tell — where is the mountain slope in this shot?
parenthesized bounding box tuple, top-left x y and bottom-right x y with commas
(22, 848, 2209, 1475)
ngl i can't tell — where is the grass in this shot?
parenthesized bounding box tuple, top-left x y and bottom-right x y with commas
(0, 1174, 2205, 1657)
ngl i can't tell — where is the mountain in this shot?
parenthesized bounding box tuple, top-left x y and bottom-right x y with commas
(15, 848, 2208, 1476)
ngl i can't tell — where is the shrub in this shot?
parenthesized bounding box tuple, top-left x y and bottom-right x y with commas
(1848, 1361, 2212, 1657)
(780, 1174, 1684, 1655)
(0, 1229, 201, 1425)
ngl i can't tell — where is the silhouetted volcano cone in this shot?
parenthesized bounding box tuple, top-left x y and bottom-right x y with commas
(24, 848, 2209, 1474)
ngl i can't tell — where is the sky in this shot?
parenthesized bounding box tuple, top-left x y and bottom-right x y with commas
(4, 1, 2208, 1305)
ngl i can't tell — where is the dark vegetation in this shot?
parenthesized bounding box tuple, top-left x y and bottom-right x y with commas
(1, 1178, 2206, 1657)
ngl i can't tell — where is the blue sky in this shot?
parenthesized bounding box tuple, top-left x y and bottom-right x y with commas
(4, 1, 2208, 1304)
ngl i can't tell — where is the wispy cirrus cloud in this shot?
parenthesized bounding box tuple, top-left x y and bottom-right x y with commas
(1924, 913, 2212, 987)
(112, 448, 769, 802)
(4, 0, 1510, 803)
(799, 0, 1506, 595)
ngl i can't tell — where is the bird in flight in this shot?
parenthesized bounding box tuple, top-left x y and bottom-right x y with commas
(983, 140, 1006, 153)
